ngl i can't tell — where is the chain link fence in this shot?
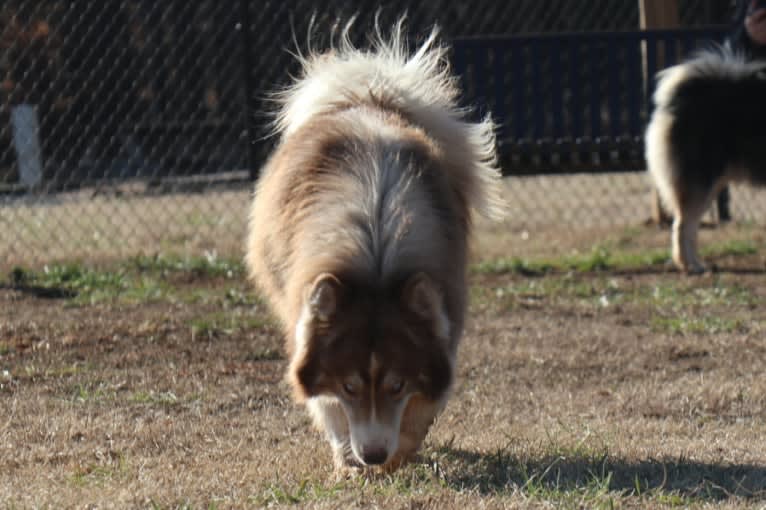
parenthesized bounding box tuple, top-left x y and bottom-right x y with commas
(1, 0, 762, 268)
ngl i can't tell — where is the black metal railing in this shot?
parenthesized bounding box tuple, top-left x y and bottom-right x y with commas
(453, 26, 728, 174)
(0, 0, 730, 191)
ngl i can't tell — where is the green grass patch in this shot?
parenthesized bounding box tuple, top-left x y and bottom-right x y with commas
(474, 257, 556, 276)
(257, 464, 443, 506)
(474, 235, 762, 277)
(70, 381, 113, 403)
(70, 452, 129, 487)
(188, 311, 274, 341)
(613, 226, 644, 249)
(124, 278, 175, 303)
(388, 463, 445, 495)
(479, 264, 757, 314)
(253, 438, 741, 507)
(643, 280, 756, 308)
(650, 315, 746, 336)
(127, 390, 202, 407)
(4, 253, 256, 306)
(562, 246, 613, 272)
(701, 239, 758, 258)
(223, 287, 261, 306)
(607, 249, 671, 269)
(7, 263, 143, 305)
(9, 263, 127, 302)
(257, 479, 348, 506)
(128, 390, 178, 405)
(129, 253, 244, 278)
(474, 245, 671, 276)
(147, 500, 222, 510)
(14, 362, 93, 381)
(518, 467, 617, 509)
(488, 275, 605, 311)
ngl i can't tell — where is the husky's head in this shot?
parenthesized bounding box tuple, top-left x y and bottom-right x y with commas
(290, 271, 453, 466)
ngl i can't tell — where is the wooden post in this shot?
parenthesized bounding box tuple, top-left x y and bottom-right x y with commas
(639, 0, 679, 30)
(640, 0, 679, 226)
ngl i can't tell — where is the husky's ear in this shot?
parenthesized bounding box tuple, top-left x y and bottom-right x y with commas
(403, 272, 450, 340)
(290, 344, 323, 402)
(420, 346, 453, 400)
(305, 273, 342, 323)
(289, 273, 341, 401)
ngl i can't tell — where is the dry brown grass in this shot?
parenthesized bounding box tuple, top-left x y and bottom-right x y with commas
(2, 214, 766, 508)
(2, 173, 766, 508)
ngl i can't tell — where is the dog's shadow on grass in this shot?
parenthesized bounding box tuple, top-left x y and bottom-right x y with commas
(429, 446, 766, 502)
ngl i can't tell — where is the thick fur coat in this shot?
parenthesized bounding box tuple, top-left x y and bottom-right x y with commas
(245, 22, 503, 469)
(646, 49, 766, 272)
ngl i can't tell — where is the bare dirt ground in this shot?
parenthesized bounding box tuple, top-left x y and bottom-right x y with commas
(1, 216, 766, 508)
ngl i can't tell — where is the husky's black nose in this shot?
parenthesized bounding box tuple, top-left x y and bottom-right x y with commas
(361, 447, 388, 465)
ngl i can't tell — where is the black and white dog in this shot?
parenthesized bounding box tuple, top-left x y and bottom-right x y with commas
(646, 49, 766, 273)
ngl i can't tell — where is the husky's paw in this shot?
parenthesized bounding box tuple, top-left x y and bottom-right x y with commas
(673, 254, 706, 275)
(380, 450, 421, 473)
(681, 261, 707, 275)
(333, 463, 365, 481)
(332, 451, 364, 479)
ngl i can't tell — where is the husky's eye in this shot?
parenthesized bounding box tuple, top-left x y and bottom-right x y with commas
(389, 379, 405, 396)
(342, 382, 357, 397)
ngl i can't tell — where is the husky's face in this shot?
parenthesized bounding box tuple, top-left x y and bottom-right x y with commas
(334, 364, 411, 465)
(291, 272, 452, 466)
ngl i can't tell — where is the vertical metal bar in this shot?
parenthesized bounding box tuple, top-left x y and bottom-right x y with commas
(240, 0, 259, 180)
(663, 34, 678, 67)
(473, 45, 487, 119)
(570, 37, 582, 139)
(590, 40, 601, 139)
(607, 36, 620, 138)
(531, 39, 544, 139)
(512, 41, 526, 139)
(628, 33, 641, 137)
(452, 42, 474, 124)
(493, 45, 506, 140)
(645, 32, 658, 109)
(681, 34, 694, 59)
(550, 37, 563, 139)
(453, 42, 467, 100)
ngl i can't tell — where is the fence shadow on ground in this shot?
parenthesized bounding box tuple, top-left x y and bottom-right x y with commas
(0, 282, 75, 299)
(710, 266, 766, 275)
(608, 265, 766, 277)
(434, 446, 766, 501)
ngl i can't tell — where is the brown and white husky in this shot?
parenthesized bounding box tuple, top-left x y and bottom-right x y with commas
(245, 21, 503, 471)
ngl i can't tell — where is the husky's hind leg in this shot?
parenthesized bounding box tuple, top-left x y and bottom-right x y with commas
(646, 118, 717, 274)
(651, 187, 672, 226)
(671, 186, 715, 274)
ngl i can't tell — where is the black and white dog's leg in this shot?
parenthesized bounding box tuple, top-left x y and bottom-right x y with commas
(672, 188, 713, 274)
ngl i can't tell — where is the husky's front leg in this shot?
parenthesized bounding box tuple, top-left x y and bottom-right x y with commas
(384, 394, 444, 471)
(306, 396, 358, 469)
